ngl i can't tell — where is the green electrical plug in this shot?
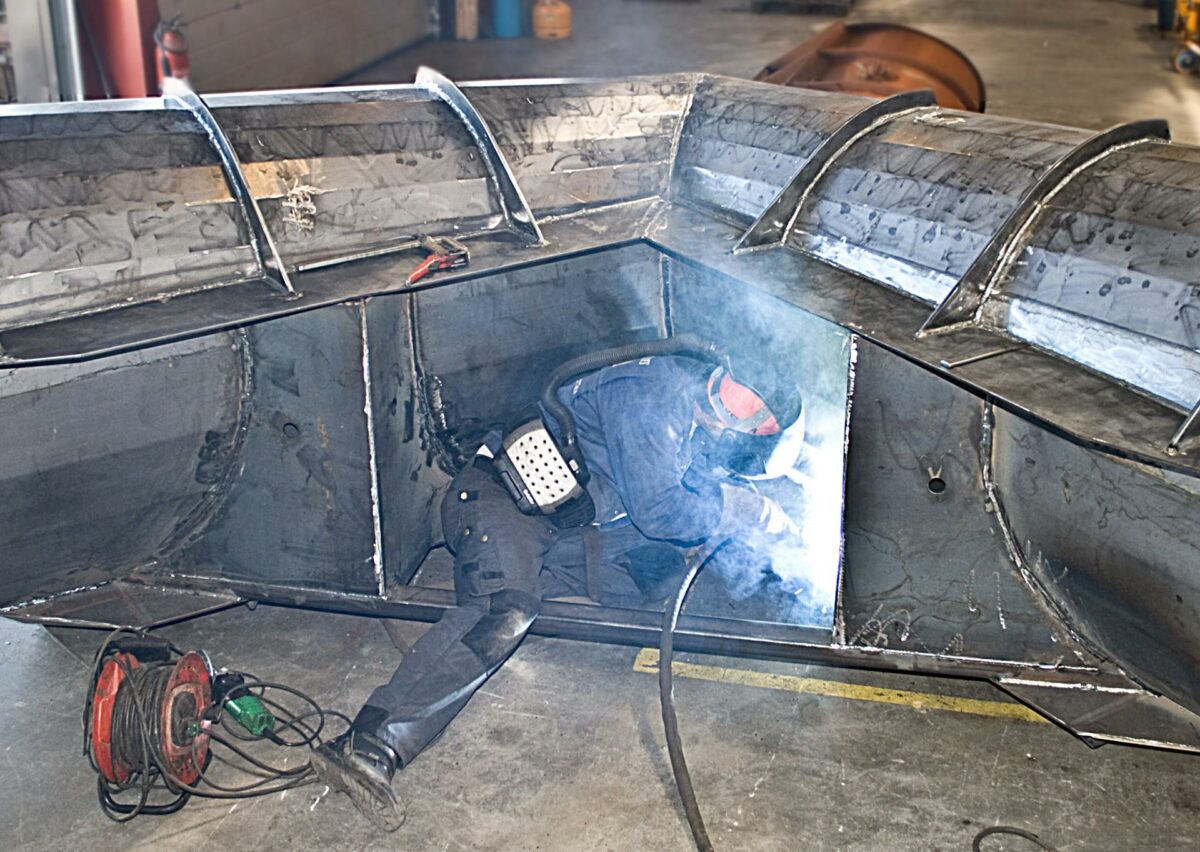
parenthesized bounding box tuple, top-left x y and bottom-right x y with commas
(225, 694, 276, 737)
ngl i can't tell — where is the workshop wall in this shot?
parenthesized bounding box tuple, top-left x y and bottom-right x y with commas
(157, 0, 431, 92)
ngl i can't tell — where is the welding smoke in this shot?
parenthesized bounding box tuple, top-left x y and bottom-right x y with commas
(707, 396, 846, 626)
(605, 253, 850, 627)
(767, 397, 845, 608)
(685, 279, 853, 629)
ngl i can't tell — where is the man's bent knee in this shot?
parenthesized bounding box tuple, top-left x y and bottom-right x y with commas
(461, 589, 540, 663)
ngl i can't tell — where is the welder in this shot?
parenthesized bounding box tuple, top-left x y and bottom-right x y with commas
(310, 339, 804, 829)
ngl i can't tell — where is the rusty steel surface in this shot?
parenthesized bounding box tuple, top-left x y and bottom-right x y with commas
(0, 72, 1199, 754)
(755, 21, 986, 112)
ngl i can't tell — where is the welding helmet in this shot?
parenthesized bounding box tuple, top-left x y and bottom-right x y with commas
(699, 365, 803, 478)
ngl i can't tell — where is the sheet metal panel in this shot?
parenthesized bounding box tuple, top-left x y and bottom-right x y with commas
(982, 141, 1200, 411)
(0, 335, 245, 605)
(411, 243, 667, 467)
(842, 341, 1092, 664)
(993, 408, 1200, 718)
(784, 114, 1091, 305)
(472, 78, 690, 216)
(672, 76, 861, 224)
(173, 306, 379, 594)
(364, 293, 449, 588)
(0, 106, 257, 328)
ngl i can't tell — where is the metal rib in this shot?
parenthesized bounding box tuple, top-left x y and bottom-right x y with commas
(162, 78, 295, 295)
(1167, 400, 1200, 455)
(733, 88, 938, 254)
(918, 119, 1171, 337)
(415, 66, 545, 246)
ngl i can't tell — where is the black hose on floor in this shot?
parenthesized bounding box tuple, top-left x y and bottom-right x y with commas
(659, 559, 1062, 852)
(973, 825, 1060, 851)
(659, 551, 716, 852)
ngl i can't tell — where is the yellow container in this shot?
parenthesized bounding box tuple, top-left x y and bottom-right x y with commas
(533, 0, 572, 40)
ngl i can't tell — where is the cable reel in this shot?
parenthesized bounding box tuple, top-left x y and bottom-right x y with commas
(90, 649, 212, 786)
(85, 636, 214, 818)
(81, 629, 349, 823)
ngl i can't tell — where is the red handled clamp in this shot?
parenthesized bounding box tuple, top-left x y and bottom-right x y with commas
(406, 235, 470, 285)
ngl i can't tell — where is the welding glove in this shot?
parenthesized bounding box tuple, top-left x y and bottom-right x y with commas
(712, 482, 800, 546)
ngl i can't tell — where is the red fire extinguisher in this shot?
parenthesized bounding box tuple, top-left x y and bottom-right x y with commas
(153, 16, 189, 90)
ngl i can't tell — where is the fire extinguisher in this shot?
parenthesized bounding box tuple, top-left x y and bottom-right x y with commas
(153, 16, 190, 91)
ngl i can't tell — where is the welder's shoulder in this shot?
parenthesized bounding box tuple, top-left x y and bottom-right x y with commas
(595, 354, 705, 387)
(594, 356, 702, 414)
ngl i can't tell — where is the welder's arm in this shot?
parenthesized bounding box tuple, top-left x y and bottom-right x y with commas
(711, 482, 799, 545)
(605, 396, 724, 544)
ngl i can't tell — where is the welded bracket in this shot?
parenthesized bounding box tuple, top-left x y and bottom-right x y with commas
(162, 78, 295, 295)
(732, 89, 938, 254)
(415, 66, 545, 246)
(918, 119, 1171, 337)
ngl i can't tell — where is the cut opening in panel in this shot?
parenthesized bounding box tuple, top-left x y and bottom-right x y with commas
(668, 257, 851, 629)
(401, 246, 851, 632)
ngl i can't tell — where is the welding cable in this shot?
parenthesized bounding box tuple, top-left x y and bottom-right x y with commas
(191, 734, 311, 794)
(204, 734, 300, 779)
(973, 826, 1061, 851)
(176, 678, 338, 799)
(658, 574, 1063, 852)
(116, 675, 328, 803)
(659, 546, 721, 852)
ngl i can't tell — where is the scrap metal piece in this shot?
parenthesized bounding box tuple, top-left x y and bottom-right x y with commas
(733, 88, 937, 254)
(414, 66, 545, 246)
(919, 119, 1171, 337)
(938, 344, 1024, 371)
(162, 78, 296, 295)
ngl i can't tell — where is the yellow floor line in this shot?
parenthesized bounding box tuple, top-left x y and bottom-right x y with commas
(633, 647, 1047, 724)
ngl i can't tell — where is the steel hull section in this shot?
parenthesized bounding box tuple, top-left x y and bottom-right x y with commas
(1, 74, 1199, 752)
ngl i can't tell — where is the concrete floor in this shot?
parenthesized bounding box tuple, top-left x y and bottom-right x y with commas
(351, 0, 1200, 145)
(6, 1, 1200, 850)
(4, 606, 1200, 851)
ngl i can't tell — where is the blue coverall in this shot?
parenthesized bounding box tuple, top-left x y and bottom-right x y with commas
(356, 356, 727, 766)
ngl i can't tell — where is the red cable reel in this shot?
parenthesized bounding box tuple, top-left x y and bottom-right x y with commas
(89, 648, 213, 787)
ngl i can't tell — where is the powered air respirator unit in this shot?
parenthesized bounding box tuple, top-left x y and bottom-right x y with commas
(491, 335, 729, 529)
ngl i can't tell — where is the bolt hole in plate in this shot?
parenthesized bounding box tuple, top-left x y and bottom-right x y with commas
(928, 476, 947, 495)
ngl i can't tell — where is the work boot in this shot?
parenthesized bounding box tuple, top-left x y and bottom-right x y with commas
(310, 730, 405, 832)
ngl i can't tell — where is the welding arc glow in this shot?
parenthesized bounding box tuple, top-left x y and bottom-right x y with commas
(713, 398, 846, 625)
